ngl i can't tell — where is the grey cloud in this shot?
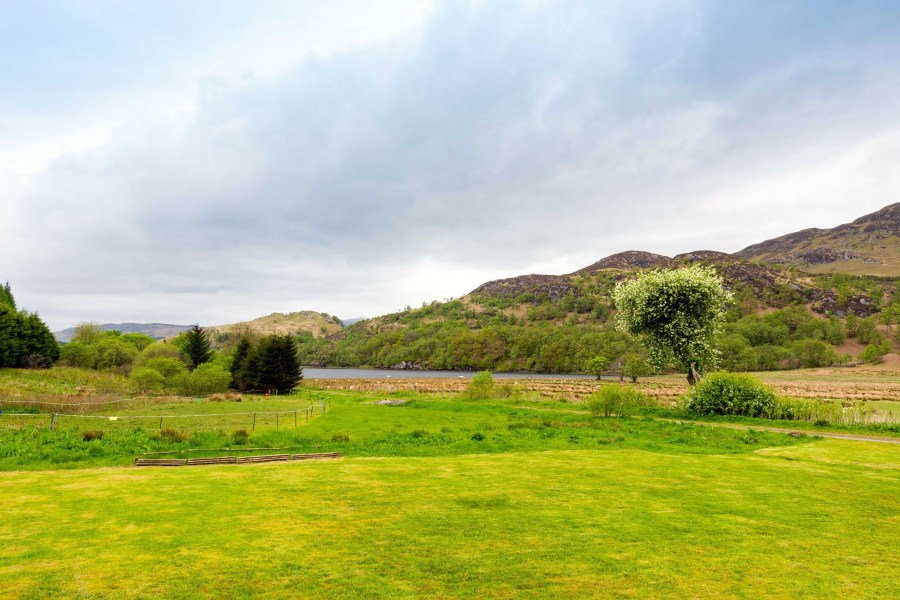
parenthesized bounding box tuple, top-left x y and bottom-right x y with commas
(5, 0, 900, 328)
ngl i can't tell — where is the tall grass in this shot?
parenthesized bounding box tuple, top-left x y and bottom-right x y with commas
(768, 397, 899, 427)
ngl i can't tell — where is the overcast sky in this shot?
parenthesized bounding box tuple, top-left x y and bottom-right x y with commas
(3, 0, 900, 330)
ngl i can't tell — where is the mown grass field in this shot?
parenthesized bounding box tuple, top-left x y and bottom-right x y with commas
(1, 440, 898, 599)
(1, 370, 899, 597)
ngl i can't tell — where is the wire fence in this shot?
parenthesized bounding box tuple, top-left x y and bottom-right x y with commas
(0, 389, 297, 414)
(0, 399, 331, 432)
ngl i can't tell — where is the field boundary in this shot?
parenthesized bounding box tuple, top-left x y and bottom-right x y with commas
(134, 451, 343, 467)
(0, 400, 330, 432)
(653, 418, 900, 445)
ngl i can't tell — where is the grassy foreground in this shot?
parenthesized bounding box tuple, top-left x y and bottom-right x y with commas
(0, 441, 898, 599)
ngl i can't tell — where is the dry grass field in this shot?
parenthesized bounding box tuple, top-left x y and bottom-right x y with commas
(308, 360, 900, 406)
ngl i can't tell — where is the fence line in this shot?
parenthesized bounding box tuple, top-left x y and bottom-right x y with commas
(0, 400, 329, 432)
(0, 389, 301, 408)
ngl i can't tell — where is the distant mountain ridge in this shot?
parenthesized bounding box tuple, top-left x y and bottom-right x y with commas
(53, 323, 191, 343)
(54, 311, 346, 343)
(736, 202, 900, 275)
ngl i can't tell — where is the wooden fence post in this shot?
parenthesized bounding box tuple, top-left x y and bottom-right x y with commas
(49, 413, 57, 431)
(252, 412, 256, 431)
(294, 410, 297, 428)
(159, 416, 163, 430)
(276, 412, 279, 430)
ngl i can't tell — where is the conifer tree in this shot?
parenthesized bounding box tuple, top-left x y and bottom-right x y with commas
(182, 324, 213, 370)
(0, 283, 58, 368)
(0, 282, 15, 309)
(229, 336, 253, 390)
(253, 334, 302, 394)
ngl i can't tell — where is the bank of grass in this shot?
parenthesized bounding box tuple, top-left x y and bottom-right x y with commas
(0, 366, 129, 396)
(0, 441, 897, 598)
(647, 406, 900, 438)
(0, 391, 807, 470)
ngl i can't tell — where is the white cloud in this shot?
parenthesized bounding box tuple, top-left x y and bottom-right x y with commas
(3, 0, 900, 329)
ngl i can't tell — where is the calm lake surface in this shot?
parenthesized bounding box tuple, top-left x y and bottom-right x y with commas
(303, 367, 596, 380)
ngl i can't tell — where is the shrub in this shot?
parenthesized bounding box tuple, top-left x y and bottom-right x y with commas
(95, 338, 139, 371)
(471, 432, 485, 441)
(683, 372, 776, 417)
(157, 428, 187, 443)
(171, 363, 231, 396)
(232, 428, 250, 445)
(860, 341, 892, 364)
(466, 371, 495, 400)
(495, 382, 524, 400)
(585, 384, 650, 417)
(331, 433, 350, 442)
(135, 342, 185, 364)
(82, 430, 105, 442)
(143, 357, 187, 381)
(129, 367, 164, 394)
(58, 341, 99, 369)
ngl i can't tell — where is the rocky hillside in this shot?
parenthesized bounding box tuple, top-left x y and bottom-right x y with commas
(470, 251, 881, 319)
(736, 203, 900, 275)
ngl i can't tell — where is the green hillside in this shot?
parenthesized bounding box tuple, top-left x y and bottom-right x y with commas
(297, 253, 900, 374)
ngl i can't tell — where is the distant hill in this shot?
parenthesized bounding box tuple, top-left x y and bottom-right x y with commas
(208, 311, 342, 339)
(297, 244, 892, 373)
(54, 311, 345, 344)
(736, 203, 900, 275)
(54, 323, 191, 343)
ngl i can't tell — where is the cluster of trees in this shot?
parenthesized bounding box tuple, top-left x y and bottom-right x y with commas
(58, 323, 232, 395)
(295, 265, 900, 375)
(230, 334, 302, 394)
(0, 282, 59, 368)
(297, 321, 645, 374)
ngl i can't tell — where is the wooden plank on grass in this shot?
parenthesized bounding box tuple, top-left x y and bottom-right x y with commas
(236, 454, 290, 464)
(290, 452, 343, 461)
(186, 457, 237, 465)
(134, 458, 188, 467)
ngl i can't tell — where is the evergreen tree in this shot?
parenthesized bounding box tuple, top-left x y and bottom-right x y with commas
(0, 283, 59, 368)
(182, 324, 213, 370)
(253, 334, 302, 394)
(229, 336, 253, 390)
(0, 282, 15, 309)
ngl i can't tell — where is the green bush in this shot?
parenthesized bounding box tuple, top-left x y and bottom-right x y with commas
(683, 372, 776, 417)
(143, 357, 188, 381)
(585, 384, 650, 417)
(135, 341, 184, 364)
(95, 338, 139, 371)
(58, 341, 99, 369)
(171, 363, 231, 396)
(129, 367, 164, 394)
(466, 371, 495, 400)
(495, 381, 525, 400)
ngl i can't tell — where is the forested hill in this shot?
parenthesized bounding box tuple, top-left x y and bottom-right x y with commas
(296, 251, 900, 374)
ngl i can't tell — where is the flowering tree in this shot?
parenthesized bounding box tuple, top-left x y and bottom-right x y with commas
(612, 265, 731, 385)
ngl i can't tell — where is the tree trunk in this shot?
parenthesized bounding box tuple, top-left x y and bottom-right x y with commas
(686, 362, 702, 386)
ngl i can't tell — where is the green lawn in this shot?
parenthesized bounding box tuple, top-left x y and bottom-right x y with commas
(1, 389, 898, 598)
(0, 441, 897, 599)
